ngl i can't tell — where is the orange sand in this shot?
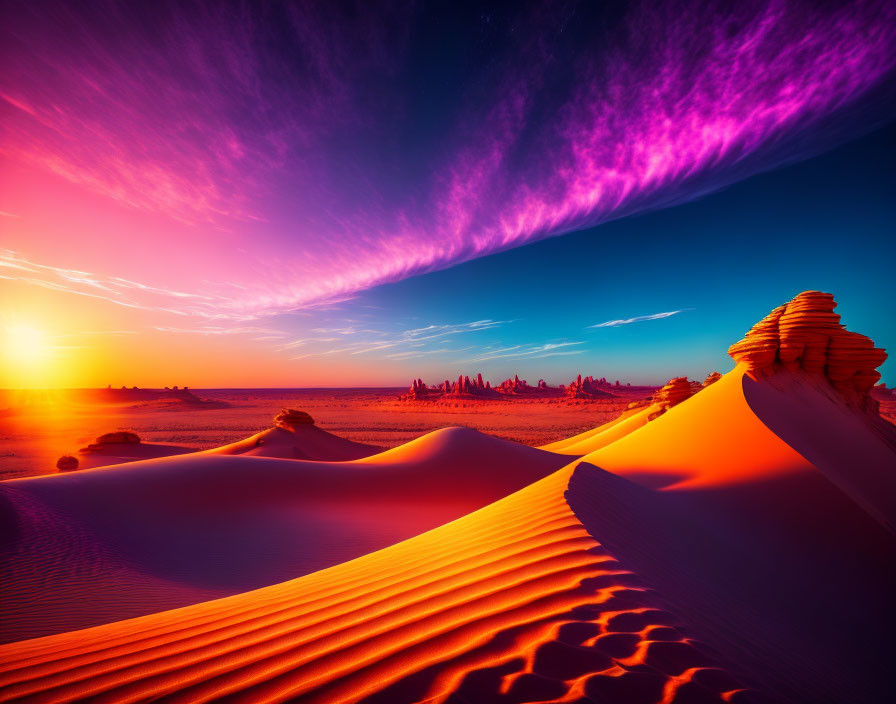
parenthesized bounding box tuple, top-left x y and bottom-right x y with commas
(1, 366, 894, 702)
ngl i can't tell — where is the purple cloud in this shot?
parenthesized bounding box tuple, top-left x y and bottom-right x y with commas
(1, 0, 893, 318)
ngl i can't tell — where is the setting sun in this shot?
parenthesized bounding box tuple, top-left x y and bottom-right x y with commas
(4, 324, 48, 364)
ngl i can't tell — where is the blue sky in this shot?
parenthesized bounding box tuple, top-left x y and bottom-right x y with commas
(298, 123, 896, 386)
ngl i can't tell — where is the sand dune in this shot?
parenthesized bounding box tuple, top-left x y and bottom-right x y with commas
(207, 423, 382, 461)
(539, 406, 652, 455)
(567, 367, 896, 702)
(0, 427, 569, 643)
(2, 364, 893, 702)
(581, 366, 819, 490)
(0, 465, 755, 704)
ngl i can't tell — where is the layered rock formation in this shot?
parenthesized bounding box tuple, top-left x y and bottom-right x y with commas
(626, 376, 694, 420)
(80, 431, 141, 454)
(651, 377, 693, 414)
(274, 409, 315, 430)
(728, 291, 887, 407)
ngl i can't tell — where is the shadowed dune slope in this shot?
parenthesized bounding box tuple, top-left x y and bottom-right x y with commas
(0, 465, 758, 704)
(565, 364, 896, 701)
(741, 370, 896, 532)
(0, 428, 568, 644)
(207, 424, 382, 461)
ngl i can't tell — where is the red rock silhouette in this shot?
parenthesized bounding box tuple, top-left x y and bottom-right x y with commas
(56, 455, 79, 472)
(565, 374, 613, 399)
(703, 371, 722, 386)
(728, 291, 887, 406)
(399, 373, 636, 401)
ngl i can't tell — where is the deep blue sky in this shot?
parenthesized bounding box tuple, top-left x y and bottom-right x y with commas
(343, 123, 896, 386)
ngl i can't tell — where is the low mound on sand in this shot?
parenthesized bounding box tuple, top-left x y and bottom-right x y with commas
(0, 428, 569, 643)
(76, 441, 194, 470)
(74, 430, 194, 470)
(208, 411, 381, 461)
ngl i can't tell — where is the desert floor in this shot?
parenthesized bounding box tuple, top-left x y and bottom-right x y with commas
(0, 387, 655, 480)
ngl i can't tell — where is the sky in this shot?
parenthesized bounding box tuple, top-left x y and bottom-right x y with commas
(1, 0, 894, 388)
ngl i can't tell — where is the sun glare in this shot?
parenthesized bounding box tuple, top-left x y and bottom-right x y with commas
(4, 324, 49, 365)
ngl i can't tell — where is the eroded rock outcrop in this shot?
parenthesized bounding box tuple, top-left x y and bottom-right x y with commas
(728, 291, 887, 407)
(404, 378, 434, 400)
(703, 371, 722, 386)
(649, 377, 693, 419)
(624, 376, 694, 419)
(274, 409, 315, 430)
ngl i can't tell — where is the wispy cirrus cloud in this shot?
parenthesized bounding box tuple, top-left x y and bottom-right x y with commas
(0, 250, 253, 321)
(457, 341, 586, 364)
(54, 330, 137, 337)
(589, 309, 691, 328)
(154, 325, 287, 337)
(284, 320, 511, 361)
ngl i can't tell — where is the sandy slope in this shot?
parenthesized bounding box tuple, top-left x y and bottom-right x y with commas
(0, 428, 569, 643)
(77, 442, 194, 469)
(1, 367, 893, 702)
(0, 465, 755, 704)
(539, 406, 653, 455)
(584, 366, 814, 489)
(741, 370, 896, 533)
